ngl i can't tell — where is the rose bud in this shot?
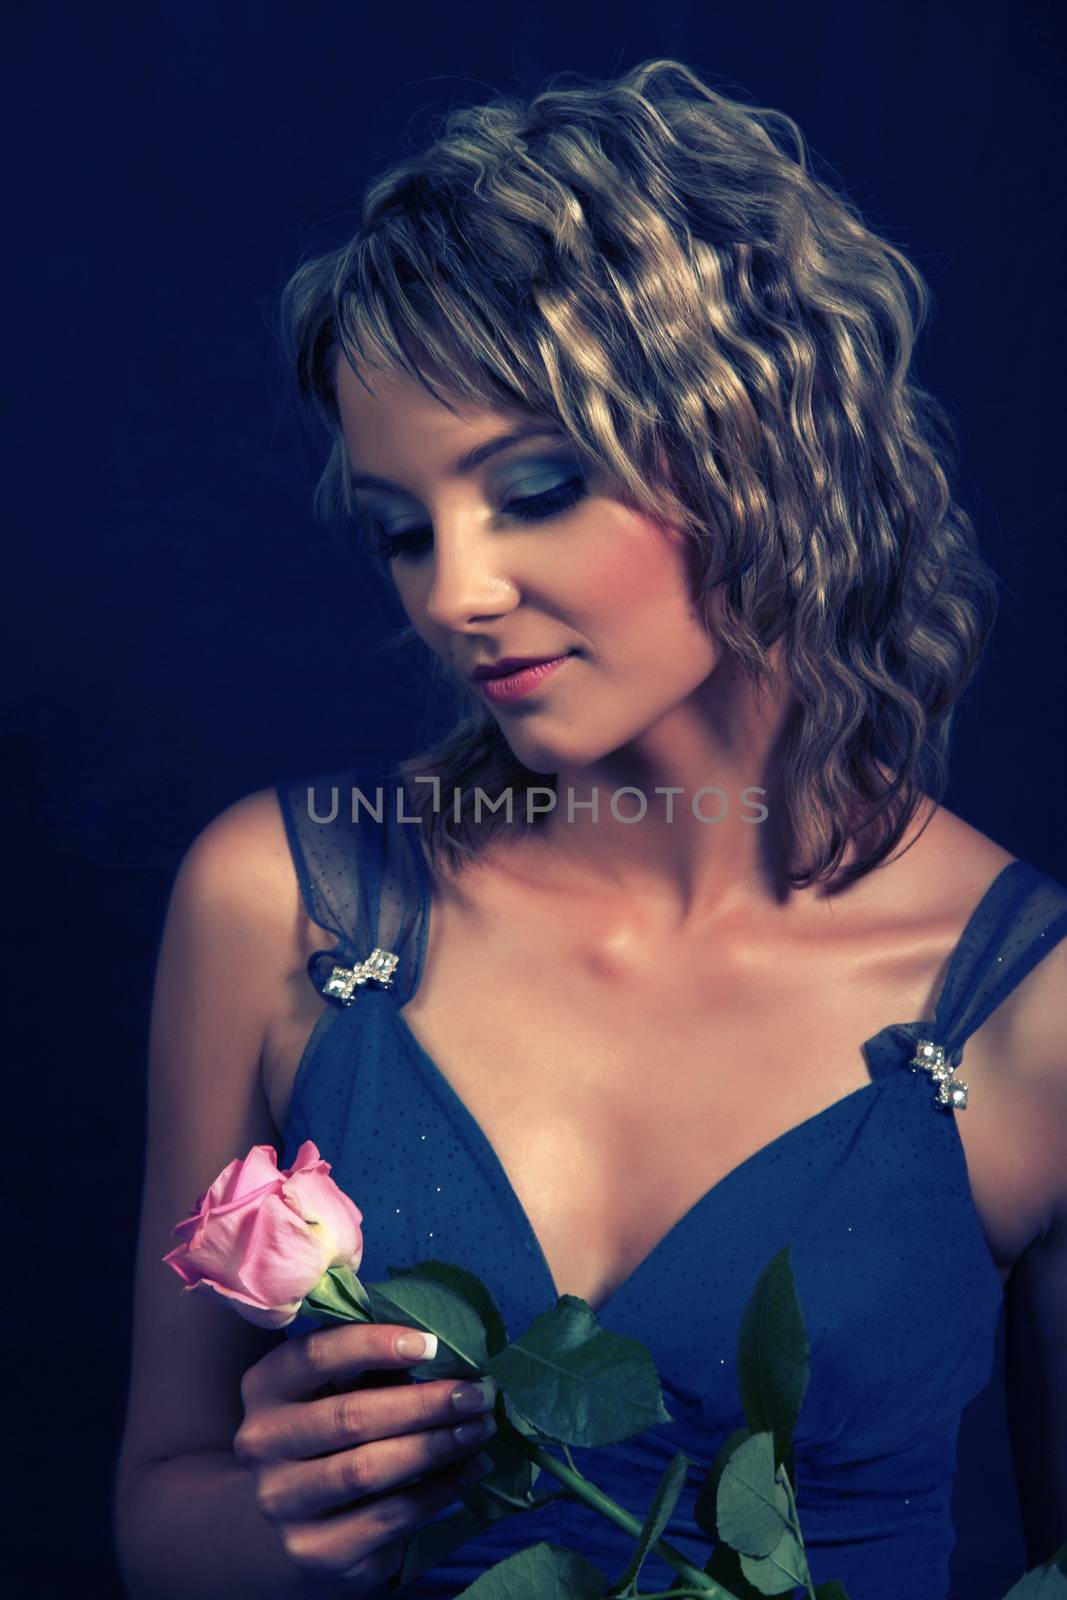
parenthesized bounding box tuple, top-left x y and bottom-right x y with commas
(164, 1140, 363, 1328)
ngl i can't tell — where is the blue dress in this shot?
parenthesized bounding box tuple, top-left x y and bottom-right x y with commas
(276, 763, 1067, 1599)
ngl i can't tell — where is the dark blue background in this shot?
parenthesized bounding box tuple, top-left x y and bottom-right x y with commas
(13, 3, 1064, 1595)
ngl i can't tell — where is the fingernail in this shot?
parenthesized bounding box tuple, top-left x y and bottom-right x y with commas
(394, 1330, 438, 1360)
(450, 1377, 497, 1413)
(458, 1451, 495, 1485)
(452, 1414, 497, 1445)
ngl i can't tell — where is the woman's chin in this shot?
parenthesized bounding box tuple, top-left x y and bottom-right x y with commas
(501, 726, 623, 779)
(502, 740, 561, 778)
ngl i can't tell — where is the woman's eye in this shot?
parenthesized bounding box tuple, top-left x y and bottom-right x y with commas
(365, 520, 432, 561)
(364, 475, 587, 563)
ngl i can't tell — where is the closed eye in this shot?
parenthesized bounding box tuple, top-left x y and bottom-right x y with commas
(363, 475, 588, 562)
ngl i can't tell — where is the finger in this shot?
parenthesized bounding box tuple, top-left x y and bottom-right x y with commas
(258, 1411, 499, 1519)
(273, 1375, 498, 1463)
(277, 1454, 495, 1582)
(333, 1534, 406, 1595)
(249, 1323, 439, 1406)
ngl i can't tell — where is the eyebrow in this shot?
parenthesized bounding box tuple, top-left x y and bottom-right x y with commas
(348, 426, 566, 494)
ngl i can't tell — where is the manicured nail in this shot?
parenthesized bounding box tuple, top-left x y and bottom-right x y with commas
(450, 1377, 497, 1413)
(394, 1330, 438, 1360)
(453, 1414, 497, 1445)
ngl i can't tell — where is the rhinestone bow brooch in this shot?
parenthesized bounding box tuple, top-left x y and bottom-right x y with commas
(323, 947, 400, 1004)
(910, 1039, 968, 1112)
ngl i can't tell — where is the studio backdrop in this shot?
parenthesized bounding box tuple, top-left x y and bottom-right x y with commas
(11, 4, 1064, 1596)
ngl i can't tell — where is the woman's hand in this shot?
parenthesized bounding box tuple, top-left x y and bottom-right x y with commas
(234, 1321, 498, 1595)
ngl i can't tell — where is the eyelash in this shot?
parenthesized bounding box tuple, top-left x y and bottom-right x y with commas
(363, 475, 588, 562)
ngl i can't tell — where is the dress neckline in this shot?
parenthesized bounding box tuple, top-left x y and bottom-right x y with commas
(384, 825, 1019, 1318)
(387, 1005, 888, 1318)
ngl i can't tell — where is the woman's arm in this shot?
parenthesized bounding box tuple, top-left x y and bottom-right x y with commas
(113, 788, 327, 1599)
(1006, 1215, 1067, 1563)
(115, 1450, 317, 1600)
(1002, 940, 1067, 1563)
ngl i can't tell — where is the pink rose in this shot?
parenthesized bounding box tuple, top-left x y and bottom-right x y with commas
(164, 1140, 363, 1328)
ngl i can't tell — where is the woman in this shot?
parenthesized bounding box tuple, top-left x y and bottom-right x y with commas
(113, 59, 1067, 1599)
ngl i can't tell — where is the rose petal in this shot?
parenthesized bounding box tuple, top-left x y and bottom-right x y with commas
(170, 1190, 272, 1291)
(236, 1192, 333, 1306)
(286, 1140, 326, 1174)
(179, 1277, 302, 1329)
(283, 1170, 364, 1268)
(228, 1145, 288, 1200)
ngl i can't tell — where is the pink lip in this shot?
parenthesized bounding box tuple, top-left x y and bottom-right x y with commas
(478, 653, 574, 704)
(471, 653, 570, 681)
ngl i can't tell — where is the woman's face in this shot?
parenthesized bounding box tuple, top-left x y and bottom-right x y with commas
(336, 356, 721, 774)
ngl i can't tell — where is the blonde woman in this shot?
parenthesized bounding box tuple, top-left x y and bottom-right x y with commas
(114, 59, 1067, 1600)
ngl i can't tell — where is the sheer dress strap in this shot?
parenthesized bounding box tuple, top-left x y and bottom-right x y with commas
(933, 861, 1067, 1055)
(863, 859, 1067, 1090)
(274, 763, 427, 1009)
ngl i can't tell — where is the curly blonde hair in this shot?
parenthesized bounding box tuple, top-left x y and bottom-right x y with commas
(278, 57, 998, 891)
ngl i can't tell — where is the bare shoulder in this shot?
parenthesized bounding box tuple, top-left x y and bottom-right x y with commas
(178, 785, 296, 913)
(927, 804, 1067, 1056)
(973, 835, 1067, 1153)
(913, 802, 1066, 1051)
(171, 783, 321, 970)
(929, 804, 1067, 1214)
(903, 799, 1018, 907)
(822, 795, 1016, 947)
(163, 784, 325, 1123)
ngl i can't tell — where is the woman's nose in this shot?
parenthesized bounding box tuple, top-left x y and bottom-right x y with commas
(420, 524, 519, 632)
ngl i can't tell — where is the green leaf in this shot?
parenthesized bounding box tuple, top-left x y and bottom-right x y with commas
(364, 1277, 489, 1377)
(485, 1294, 672, 1447)
(704, 1542, 771, 1600)
(717, 1431, 791, 1558)
(455, 1424, 540, 1525)
(388, 1259, 509, 1357)
(694, 1427, 751, 1539)
(398, 1506, 490, 1588)
(814, 1583, 852, 1599)
(454, 1541, 607, 1598)
(736, 1246, 810, 1470)
(607, 1450, 691, 1595)
(1000, 1561, 1067, 1598)
(738, 1524, 809, 1595)
(502, 1395, 554, 1444)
